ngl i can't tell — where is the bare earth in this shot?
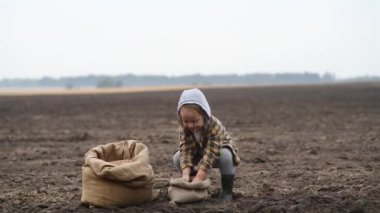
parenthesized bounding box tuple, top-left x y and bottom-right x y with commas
(0, 83, 379, 213)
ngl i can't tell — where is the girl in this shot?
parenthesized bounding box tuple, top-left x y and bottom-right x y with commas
(173, 88, 240, 201)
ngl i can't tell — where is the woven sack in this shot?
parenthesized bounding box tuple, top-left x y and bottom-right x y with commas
(168, 178, 211, 204)
(81, 140, 155, 207)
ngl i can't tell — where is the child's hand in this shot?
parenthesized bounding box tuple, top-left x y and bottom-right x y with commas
(192, 176, 203, 183)
(182, 175, 190, 182)
(182, 167, 191, 182)
(192, 169, 207, 182)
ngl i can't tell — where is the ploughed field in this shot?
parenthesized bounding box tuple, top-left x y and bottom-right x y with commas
(0, 83, 379, 212)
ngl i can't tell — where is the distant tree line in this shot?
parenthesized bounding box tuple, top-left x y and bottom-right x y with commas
(0, 72, 342, 88)
(96, 78, 123, 88)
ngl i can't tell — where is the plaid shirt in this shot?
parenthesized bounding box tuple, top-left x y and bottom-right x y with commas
(179, 115, 240, 172)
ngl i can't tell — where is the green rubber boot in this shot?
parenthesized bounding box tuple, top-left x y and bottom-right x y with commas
(218, 175, 234, 201)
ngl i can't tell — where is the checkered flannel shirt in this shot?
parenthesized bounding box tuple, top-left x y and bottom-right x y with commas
(179, 115, 238, 172)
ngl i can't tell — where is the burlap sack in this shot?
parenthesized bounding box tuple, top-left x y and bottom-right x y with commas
(81, 140, 155, 208)
(168, 178, 211, 204)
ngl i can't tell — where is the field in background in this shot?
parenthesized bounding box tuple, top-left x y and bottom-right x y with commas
(0, 85, 201, 96)
(1, 82, 372, 96)
(0, 82, 379, 212)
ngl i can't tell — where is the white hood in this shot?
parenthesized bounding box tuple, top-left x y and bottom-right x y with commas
(177, 88, 211, 118)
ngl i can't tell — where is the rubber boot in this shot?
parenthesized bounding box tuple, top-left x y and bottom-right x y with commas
(218, 174, 234, 201)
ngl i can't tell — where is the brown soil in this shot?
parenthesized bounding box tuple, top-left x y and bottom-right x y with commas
(0, 83, 379, 213)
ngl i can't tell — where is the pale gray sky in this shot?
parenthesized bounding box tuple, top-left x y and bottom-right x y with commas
(0, 0, 379, 79)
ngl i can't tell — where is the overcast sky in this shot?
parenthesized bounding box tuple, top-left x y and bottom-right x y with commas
(0, 0, 379, 79)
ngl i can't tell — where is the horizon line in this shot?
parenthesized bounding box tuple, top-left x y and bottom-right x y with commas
(1, 71, 375, 81)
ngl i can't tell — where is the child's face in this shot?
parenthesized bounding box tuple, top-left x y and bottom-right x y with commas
(179, 107, 205, 133)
